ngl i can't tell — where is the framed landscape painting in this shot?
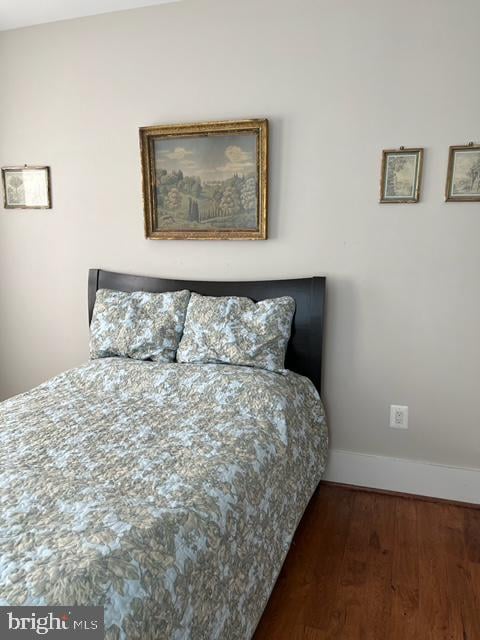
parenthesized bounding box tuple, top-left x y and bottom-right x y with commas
(2, 166, 51, 209)
(445, 143, 480, 202)
(140, 119, 268, 240)
(380, 148, 423, 203)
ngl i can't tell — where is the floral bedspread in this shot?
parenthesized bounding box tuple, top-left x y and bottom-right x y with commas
(0, 359, 328, 639)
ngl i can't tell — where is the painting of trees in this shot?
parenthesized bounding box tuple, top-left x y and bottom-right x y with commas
(219, 185, 241, 216)
(241, 177, 257, 212)
(467, 155, 480, 191)
(6, 174, 25, 204)
(449, 147, 480, 200)
(142, 123, 268, 236)
(188, 198, 199, 222)
(386, 156, 413, 196)
(155, 169, 258, 228)
(381, 149, 422, 203)
(165, 187, 181, 210)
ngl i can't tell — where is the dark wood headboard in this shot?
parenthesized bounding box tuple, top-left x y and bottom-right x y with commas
(88, 269, 326, 394)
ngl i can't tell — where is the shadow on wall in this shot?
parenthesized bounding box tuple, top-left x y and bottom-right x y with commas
(321, 275, 357, 438)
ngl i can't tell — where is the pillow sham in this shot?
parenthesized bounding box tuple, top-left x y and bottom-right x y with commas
(90, 288, 190, 362)
(176, 292, 295, 372)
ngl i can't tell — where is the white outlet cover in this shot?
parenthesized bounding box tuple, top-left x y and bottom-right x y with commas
(389, 405, 408, 429)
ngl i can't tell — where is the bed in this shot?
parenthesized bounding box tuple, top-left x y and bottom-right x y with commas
(0, 269, 328, 640)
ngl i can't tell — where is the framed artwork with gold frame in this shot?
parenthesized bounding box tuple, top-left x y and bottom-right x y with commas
(445, 143, 480, 202)
(140, 119, 268, 240)
(2, 165, 51, 209)
(379, 147, 423, 204)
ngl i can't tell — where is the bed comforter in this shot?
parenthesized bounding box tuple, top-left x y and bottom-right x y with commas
(0, 359, 328, 639)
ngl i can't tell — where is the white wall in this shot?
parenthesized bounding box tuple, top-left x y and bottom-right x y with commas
(1, 0, 479, 470)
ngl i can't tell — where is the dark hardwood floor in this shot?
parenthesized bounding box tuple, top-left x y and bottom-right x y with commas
(253, 484, 480, 640)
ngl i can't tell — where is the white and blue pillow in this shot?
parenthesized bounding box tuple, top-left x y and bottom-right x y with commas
(90, 288, 190, 362)
(177, 292, 295, 372)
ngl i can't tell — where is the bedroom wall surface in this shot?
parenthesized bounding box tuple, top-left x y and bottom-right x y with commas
(0, 0, 479, 469)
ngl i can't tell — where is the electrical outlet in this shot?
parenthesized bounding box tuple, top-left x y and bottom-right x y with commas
(389, 405, 408, 429)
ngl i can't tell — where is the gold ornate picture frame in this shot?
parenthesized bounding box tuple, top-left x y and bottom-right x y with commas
(140, 119, 268, 240)
(380, 147, 423, 204)
(445, 142, 480, 202)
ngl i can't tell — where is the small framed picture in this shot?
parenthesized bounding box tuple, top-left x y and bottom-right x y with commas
(380, 148, 423, 203)
(1, 166, 51, 209)
(445, 143, 480, 202)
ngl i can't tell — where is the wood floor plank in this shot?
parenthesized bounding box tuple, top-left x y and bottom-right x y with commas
(468, 561, 480, 638)
(254, 486, 480, 640)
(303, 625, 330, 639)
(317, 490, 374, 639)
(387, 497, 419, 640)
(464, 508, 480, 564)
(463, 508, 480, 638)
(417, 500, 461, 640)
(442, 504, 480, 640)
(363, 493, 396, 638)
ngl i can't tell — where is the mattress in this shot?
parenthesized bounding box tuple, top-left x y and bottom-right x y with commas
(0, 359, 328, 639)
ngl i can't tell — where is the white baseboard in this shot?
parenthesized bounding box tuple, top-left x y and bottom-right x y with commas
(323, 449, 480, 505)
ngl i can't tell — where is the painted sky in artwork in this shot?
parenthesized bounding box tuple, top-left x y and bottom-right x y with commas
(154, 134, 256, 183)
